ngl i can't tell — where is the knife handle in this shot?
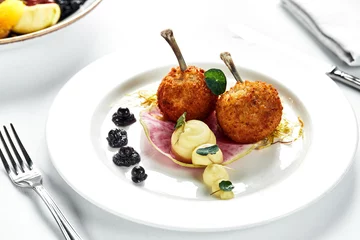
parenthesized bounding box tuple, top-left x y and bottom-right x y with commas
(327, 66, 360, 91)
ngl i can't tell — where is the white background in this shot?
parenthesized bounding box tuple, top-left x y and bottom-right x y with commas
(0, 0, 359, 239)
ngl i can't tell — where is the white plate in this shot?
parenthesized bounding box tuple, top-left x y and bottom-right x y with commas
(46, 43, 358, 232)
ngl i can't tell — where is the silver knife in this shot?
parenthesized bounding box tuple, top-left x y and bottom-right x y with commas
(228, 24, 360, 91)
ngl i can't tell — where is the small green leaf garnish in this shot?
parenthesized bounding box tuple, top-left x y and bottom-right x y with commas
(219, 180, 234, 191)
(175, 112, 186, 129)
(204, 68, 227, 95)
(196, 144, 219, 156)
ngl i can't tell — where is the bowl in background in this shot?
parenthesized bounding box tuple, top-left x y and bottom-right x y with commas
(0, 0, 103, 45)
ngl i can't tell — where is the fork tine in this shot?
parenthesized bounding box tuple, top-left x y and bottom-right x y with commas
(0, 149, 10, 174)
(0, 129, 19, 175)
(10, 124, 33, 169)
(4, 126, 25, 172)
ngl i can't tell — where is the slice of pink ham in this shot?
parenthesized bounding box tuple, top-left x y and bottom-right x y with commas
(139, 106, 255, 168)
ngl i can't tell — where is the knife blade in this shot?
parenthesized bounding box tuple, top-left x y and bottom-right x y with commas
(228, 24, 360, 91)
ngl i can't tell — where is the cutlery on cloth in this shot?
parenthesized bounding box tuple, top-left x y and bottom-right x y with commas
(228, 24, 360, 91)
(0, 124, 83, 240)
(281, 0, 360, 66)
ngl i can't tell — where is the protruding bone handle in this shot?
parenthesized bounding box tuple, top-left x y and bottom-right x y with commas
(220, 52, 243, 83)
(161, 29, 187, 72)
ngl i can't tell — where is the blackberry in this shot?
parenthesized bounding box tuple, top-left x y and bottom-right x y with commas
(131, 166, 147, 183)
(113, 146, 140, 167)
(106, 129, 128, 148)
(56, 0, 87, 21)
(117, 107, 130, 118)
(112, 107, 136, 127)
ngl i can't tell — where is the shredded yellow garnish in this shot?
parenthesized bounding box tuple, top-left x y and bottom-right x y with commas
(298, 117, 304, 139)
(256, 116, 304, 150)
(0, 0, 25, 38)
(138, 90, 157, 107)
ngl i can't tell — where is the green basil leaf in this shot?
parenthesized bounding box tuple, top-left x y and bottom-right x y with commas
(219, 180, 234, 192)
(196, 144, 219, 156)
(204, 68, 227, 95)
(175, 112, 186, 129)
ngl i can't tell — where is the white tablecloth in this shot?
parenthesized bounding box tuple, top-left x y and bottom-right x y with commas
(1, 0, 360, 239)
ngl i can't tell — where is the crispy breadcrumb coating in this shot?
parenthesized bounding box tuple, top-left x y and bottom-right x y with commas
(216, 80, 283, 144)
(157, 66, 218, 122)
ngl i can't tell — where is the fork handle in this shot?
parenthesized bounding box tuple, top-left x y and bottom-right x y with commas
(33, 185, 83, 240)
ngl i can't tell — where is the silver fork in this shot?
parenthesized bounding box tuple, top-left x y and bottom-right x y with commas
(0, 124, 83, 240)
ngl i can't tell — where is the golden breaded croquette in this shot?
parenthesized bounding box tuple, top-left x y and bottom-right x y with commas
(216, 80, 283, 144)
(157, 66, 218, 122)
